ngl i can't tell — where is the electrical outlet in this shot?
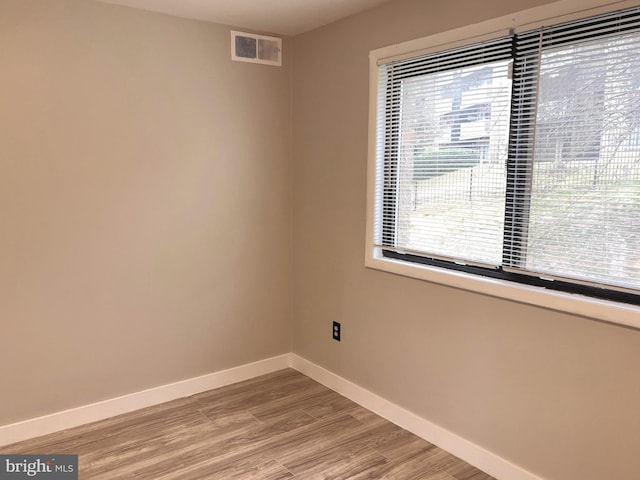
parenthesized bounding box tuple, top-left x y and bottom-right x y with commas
(332, 321, 341, 342)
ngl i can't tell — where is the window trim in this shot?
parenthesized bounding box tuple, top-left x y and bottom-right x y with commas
(365, 0, 640, 329)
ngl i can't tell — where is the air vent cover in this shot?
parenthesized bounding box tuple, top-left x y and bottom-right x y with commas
(231, 31, 282, 66)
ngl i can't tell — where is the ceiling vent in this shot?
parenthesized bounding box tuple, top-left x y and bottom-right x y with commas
(231, 31, 282, 66)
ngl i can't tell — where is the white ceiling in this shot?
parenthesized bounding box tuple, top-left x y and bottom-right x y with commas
(96, 0, 394, 36)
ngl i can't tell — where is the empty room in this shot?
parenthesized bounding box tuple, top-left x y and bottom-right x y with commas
(1, 0, 639, 479)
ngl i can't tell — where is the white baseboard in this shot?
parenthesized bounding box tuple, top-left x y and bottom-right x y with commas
(0, 353, 291, 447)
(290, 354, 544, 480)
(1, 352, 544, 480)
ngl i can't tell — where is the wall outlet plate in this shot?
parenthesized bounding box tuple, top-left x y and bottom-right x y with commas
(332, 321, 341, 342)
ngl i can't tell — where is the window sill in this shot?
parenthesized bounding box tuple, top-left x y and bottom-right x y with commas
(365, 249, 640, 330)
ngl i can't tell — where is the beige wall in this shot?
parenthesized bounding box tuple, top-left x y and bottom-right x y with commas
(292, 1, 640, 480)
(0, 0, 292, 424)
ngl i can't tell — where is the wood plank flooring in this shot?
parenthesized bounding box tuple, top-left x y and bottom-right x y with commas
(2, 369, 496, 480)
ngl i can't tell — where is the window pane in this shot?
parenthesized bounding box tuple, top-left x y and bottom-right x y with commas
(392, 60, 511, 266)
(526, 33, 640, 289)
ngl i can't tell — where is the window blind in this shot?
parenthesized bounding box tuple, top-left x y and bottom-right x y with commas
(374, 6, 640, 302)
(507, 7, 640, 292)
(376, 37, 514, 267)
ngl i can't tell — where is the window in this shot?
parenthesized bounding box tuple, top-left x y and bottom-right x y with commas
(368, 4, 640, 316)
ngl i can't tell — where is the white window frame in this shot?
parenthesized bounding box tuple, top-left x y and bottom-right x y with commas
(365, 0, 640, 329)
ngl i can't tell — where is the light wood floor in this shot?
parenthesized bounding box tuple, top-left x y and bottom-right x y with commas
(3, 369, 496, 480)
